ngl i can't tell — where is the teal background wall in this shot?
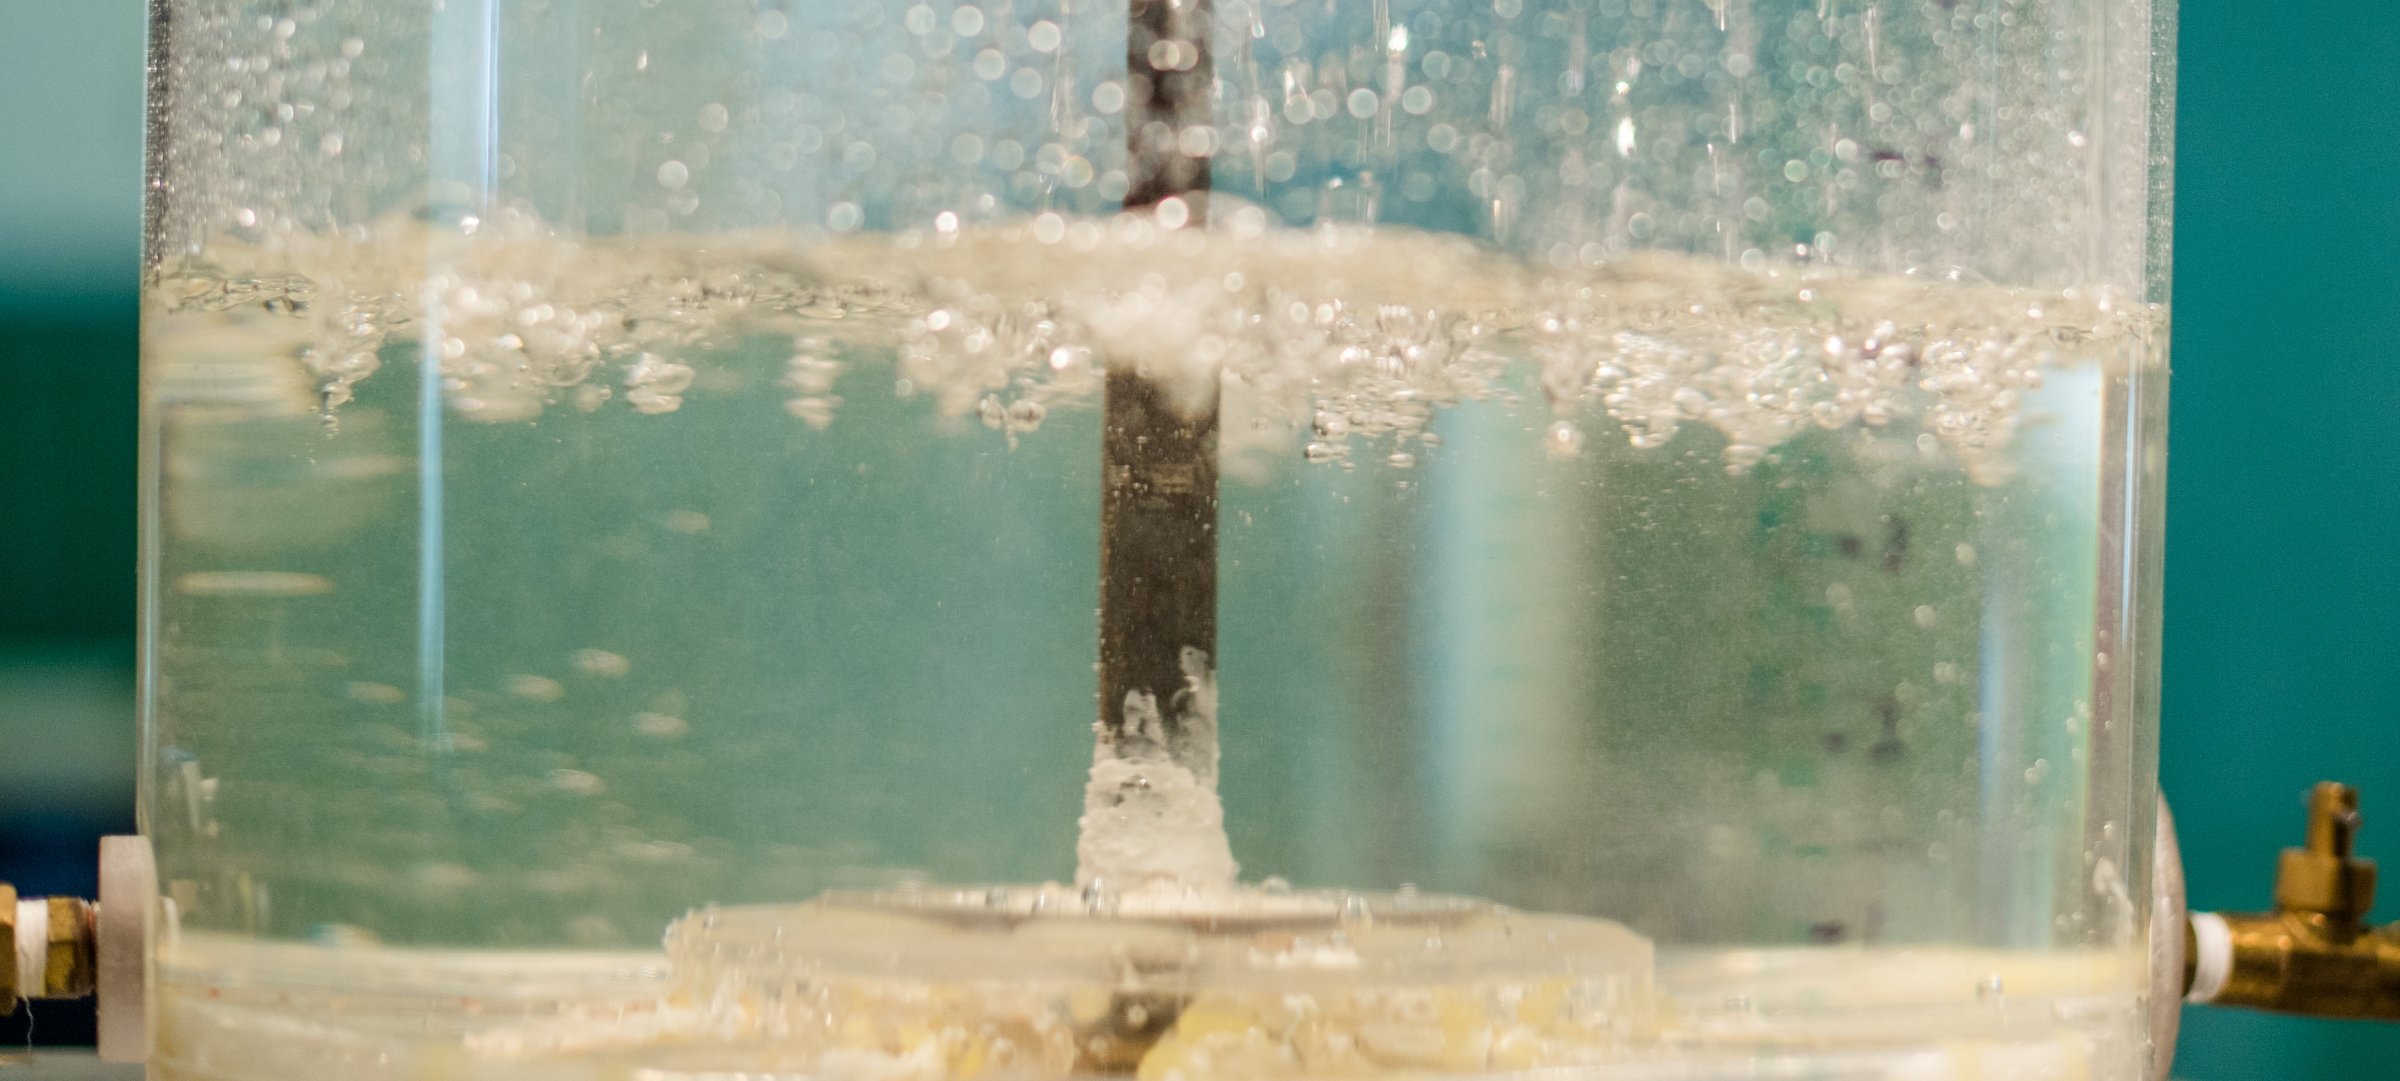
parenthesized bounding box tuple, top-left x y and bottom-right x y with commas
(2161, 0, 2400, 1075)
(0, 0, 145, 1050)
(1, 0, 2396, 1072)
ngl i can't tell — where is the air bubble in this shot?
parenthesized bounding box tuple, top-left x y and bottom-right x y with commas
(1546, 420, 1585, 459)
(575, 649, 631, 678)
(507, 674, 565, 702)
(549, 769, 606, 795)
(635, 713, 690, 739)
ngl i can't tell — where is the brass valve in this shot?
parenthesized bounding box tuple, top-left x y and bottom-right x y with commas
(0, 883, 101, 1014)
(2185, 782, 2400, 1019)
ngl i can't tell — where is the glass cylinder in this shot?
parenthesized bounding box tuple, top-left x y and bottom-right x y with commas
(139, 0, 2174, 1078)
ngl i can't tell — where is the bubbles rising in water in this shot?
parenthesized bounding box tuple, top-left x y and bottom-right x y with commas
(625, 354, 696, 415)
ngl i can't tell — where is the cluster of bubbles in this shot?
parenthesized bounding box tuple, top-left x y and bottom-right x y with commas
(152, 212, 2154, 484)
(1261, 296, 1499, 470)
(783, 341, 847, 430)
(1522, 263, 2088, 483)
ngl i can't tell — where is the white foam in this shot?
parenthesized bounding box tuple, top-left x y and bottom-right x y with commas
(1076, 650, 1238, 891)
(151, 210, 2157, 482)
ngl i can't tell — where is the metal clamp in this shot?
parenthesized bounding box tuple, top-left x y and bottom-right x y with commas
(1, 835, 155, 1063)
(1, 888, 97, 1008)
(2185, 782, 2400, 1020)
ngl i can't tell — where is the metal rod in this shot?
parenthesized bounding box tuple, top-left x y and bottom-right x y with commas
(1100, 0, 1216, 764)
(1124, 0, 1213, 211)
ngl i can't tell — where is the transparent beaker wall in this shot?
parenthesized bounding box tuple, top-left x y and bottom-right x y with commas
(141, 0, 2171, 1077)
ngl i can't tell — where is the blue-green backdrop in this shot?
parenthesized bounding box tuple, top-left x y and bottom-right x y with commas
(2, 0, 2395, 1073)
(2162, 0, 2400, 1075)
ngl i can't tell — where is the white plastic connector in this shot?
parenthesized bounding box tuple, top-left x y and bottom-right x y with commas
(2186, 910, 2234, 1004)
(12, 897, 48, 999)
(98, 834, 157, 1064)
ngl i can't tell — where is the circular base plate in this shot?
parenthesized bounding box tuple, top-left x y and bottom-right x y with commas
(666, 885, 1656, 1076)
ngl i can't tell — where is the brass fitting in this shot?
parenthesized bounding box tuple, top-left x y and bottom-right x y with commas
(2185, 782, 2400, 1019)
(0, 883, 101, 1014)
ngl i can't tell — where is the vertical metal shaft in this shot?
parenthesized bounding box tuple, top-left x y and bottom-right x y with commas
(1100, 0, 1216, 760)
(1124, 0, 1214, 211)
